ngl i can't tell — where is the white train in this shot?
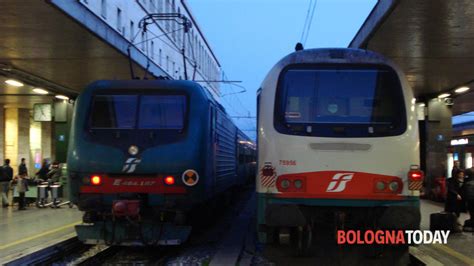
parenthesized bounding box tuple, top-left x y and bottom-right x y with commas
(256, 48, 422, 251)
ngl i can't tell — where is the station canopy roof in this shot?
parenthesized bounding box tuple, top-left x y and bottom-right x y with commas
(0, 0, 162, 104)
(350, 0, 474, 115)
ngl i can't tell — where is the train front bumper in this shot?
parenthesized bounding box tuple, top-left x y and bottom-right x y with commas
(75, 221, 191, 246)
(258, 193, 420, 229)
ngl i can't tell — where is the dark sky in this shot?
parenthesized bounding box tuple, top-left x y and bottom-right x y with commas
(188, 0, 376, 139)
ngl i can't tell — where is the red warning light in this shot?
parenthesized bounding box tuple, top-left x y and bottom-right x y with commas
(164, 176, 175, 185)
(91, 175, 102, 185)
(408, 170, 423, 181)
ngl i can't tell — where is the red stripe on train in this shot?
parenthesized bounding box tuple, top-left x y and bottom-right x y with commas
(274, 171, 404, 200)
(80, 176, 187, 194)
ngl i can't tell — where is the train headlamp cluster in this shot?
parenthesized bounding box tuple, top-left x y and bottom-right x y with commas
(388, 181, 399, 191)
(277, 177, 306, 192)
(281, 179, 290, 189)
(83, 175, 102, 185)
(374, 179, 402, 194)
(294, 179, 303, 189)
(376, 181, 386, 191)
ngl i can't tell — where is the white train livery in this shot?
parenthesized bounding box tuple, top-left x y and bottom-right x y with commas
(257, 48, 422, 248)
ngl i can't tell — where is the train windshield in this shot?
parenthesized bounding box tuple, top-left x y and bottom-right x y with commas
(90, 94, 186, 130)
(275, 65, 406, 137)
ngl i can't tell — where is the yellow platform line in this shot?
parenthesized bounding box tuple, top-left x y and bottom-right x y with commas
(0, 221, 81, 250)
(432, 243, 474, 265)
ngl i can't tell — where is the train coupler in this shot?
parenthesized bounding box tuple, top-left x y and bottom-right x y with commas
(112, 200, 140, 217)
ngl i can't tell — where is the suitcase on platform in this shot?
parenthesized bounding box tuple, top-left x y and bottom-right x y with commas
(430, 212, 456, 231)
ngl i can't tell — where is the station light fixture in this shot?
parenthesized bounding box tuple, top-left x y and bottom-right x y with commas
(55, 95, 69, 100)
(32, 88, 49, 95)
(5, 79, 24, 87)
(418, 103, 425, 107)
(437, 93, 451, 99)
(455, 86, 470, 94)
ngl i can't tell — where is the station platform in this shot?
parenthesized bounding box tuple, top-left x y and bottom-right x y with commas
(415, 199, 474, 265)
(0, 202, 82, 263)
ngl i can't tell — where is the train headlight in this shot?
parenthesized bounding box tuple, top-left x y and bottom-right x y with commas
(91, 175, 102, 185)
(281, 179, 290, 189)
(376, 181, 385, 191)
(294, 179, 303, 189)
(389, 181, 399, 192)
(128, 145, 139, 156)
(164, 176, 175, 185)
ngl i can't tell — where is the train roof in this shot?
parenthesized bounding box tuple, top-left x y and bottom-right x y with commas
(81, 80, 253, 141)
(267, 48, 399, 74)
(260, 48, 405, 92)
(281, 48, 392, 64)
(82, 79, 225, 105)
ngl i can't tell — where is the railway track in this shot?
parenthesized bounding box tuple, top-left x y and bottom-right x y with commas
(4, 186, 253, 265)
(3, 186, 429, 266)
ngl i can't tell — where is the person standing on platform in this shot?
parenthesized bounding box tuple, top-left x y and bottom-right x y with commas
(0, 159, 13, 208)
(36, 159, 50, 181)
(451, 160, 461, 178)
(463, 166, 474, 227)
(13, 172, 28, 210)
(446, 170, 466, 232)
(0, 159, 12, 207)
(47, 162, 62, 183)
(19, 158, 28, 176)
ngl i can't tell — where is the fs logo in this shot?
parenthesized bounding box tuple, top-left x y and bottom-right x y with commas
(326, 173, 354, 192)
(122, 158, 141, 173)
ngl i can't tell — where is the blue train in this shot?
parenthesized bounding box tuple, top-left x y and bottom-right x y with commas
(67, 80, 255, 245)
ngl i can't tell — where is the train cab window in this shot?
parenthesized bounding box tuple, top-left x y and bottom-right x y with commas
(274, 65, 406, 137)
(90, 95, 137, 129)
(89, 94, 186, 130)
(138, 95, 186, 129)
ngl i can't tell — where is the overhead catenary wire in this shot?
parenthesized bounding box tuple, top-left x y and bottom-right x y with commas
(303, 0, 317, 45)
(219, 72, 256, 139)
(300, 0, 313, 42)
(133, 27, 184, 48)
(300, 0, 318, 46)
(131, 8, 255, 134)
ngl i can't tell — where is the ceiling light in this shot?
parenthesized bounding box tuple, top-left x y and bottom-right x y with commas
(55, 95, 69, 100)
(32, 88, 49, 95)
(455, 86, 470, 94)
(438, 93, 451, 99)
(5, 79, 24, 87)
(419, 103, 425, 107)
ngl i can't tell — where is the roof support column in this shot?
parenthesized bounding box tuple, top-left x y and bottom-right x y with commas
(4, 108, 30, 173)
(420, 98, 452, 193)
